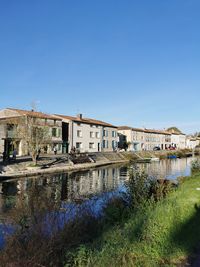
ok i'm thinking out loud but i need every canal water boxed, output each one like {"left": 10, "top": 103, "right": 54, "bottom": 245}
{"left": 0, "top": 157, "right": 196, "bottom": 248}
{"left": 0, "top": 156, "right": 195, "bottom": 218}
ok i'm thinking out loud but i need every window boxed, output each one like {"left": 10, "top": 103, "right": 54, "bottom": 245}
{"left": 103, "top": 140, "right": 108, "bottom": 148}
{"left": 96, "top": 132, "right": 100, "bottom": 138}
{"left": 58, "top": 128, "right": 62, "bottom": 137}
{"left": 89, "top": 142, "right": 95, "bottom": 149}
{"left": 90, "top": 131, "right": 95, "bottom": 138}
{"left": 7, "top": 124, "right": 14, "bottom": 131}
{"left": 112, "top": 131, "right": 116, "bottom": 138}
{"left": 77, "top": 130, "right": 82, "bottom": 137}
{"left": 103, "top": 130, "right": 108, "bottom": 137}
{"left": 77, "top": 122, "right": 82, "bottom": 126}
{"left": 52, "top": 128, "right": 57, "bottom": 137}
{"left": 103, "top": 140, "right": 106, "bottom": 148}
{"left": 76, "top": 142, "right": 82, "bottom": 149}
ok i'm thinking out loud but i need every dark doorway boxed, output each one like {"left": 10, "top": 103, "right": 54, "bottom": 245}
{"left": 62, "top": 122, "right": 69, "bottom": 153}
{"left": 4, "top": 139, "right": 13, "bottom": 156}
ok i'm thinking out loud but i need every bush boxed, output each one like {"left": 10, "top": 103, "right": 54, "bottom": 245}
{"left": 103, "top": 197, "right": 128, "bottom": 224}
{"left": 191, "top": 159, "right": 200, "bottom": 172}
{"left": 125, "top": 165, "right": 160, "bottom": 210}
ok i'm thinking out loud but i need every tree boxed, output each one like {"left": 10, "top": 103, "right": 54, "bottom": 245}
{"left": 12, "top": 116, "right": 51, "bottom": 165}
{"left": 123, "top": 141, "right": 132, "bottom": 151}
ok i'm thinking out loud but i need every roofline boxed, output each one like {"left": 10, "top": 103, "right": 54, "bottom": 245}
{"left": 118, "top": 126, "right": 171, "bottom": 135}
{"left": 5, "top": 108, "right": 62, "bottom": 121}
{"left": 0, "top": 115, "right": 23, "bottom": 121}
{"left": 54, "top": 114, "right": 117, "bottom": 128}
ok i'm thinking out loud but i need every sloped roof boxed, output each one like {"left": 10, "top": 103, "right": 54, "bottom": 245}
{"left": 167, "top": 127, "right": 185, "bottom": 135}
{"left": 7, "top": 108, "right": 61, "bottom": 120}
{"left": 55, "top": 114, "right": 117, "bottom": 128}
{"left": 118, "top": 126, "right": 145, "bottom": 132}
{"left": 145, "top": 128, "right": 171, "bottom": 135}
{"left": 118, "top": 126, "right": 171, "bottom": 135}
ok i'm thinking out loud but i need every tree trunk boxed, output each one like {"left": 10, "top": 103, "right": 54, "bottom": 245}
{"left": 32, "top": 152, "right": 37, "bottom": 166}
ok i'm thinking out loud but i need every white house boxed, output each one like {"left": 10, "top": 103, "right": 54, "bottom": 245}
{"left": 186, "top": 136, "right": 200, "bottom": 149}
{"left": 54, "top": 114, "right": 118, "bottom": 153}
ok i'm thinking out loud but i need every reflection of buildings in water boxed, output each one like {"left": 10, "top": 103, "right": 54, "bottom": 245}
{"left": 137, "top": 158, "right": 192, "bottom": 180}
{"left": 0, "top": 181, "right": 18, "bottom": 214}
{"left": 0, "top": 158, "right": 194, "bottom": 217}
{"left": 0, "top": 183, "right": 3, "bottom": 213}
{"left": 0, "top": 166, "right": 130, "bottom": 215}
{"left": 63, "top": 166, "right": 127, "bottom": 201}
{"left": 66, "top": 167, "right": 122, "bottom": 200}
{"left": 168, "top": 157, "right": 192, "bottom": 178}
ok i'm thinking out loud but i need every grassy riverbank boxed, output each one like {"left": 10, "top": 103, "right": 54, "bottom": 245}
{"left": 68, "top": 172, "right": 200, "bottom": 267}
{"left": 1, "top": 167, "right": 200, "bottom": 266}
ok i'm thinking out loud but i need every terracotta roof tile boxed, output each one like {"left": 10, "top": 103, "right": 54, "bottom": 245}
{"left": 7, "top": 108, "right": 61, "bottom": 120}
{"left": 118, "top": 126, "right": 171, "bottom": 135}
{"left": 118, "top": 126, "right": 145, "bottom": 132}
{"left": 54, "top": 114, "right": 117, "bottom": 128}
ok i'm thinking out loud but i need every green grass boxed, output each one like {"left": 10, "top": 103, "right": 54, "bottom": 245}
{"left": 68, "top": 173, "right": 200, "bottom": 267}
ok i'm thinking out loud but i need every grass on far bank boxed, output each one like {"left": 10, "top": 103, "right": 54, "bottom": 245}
{"left": 68, "top": 172, "right": 200, "bottom": 267}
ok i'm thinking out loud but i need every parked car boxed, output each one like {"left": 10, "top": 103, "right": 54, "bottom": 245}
{"left": 153, "top": 146, "right": 161, "bottom": 151}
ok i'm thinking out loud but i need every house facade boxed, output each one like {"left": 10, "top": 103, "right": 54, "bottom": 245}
{"left": 144, "top": 129, "right": 171, "bottom": 151}
{"left": 54, "top": 114, "right": 118, "bottom": 153}
{"left": 0, "top": 108, "right": 63, "bottom": 156}
{"left": 118, "top": 126, "right": 171, "bottom": 151}
{"left": 186, "top": 136, "right": 200, "bottom": 149}
{"left": 118, "top": 126, "right": 145, "bottom": 151}
{"left": 167, "top": 129, "right": 186, "bottom": 149}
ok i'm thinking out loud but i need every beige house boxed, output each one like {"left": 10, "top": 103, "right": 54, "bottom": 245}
{"left": 118, "top": 126, "right": 171, "bottom": 151}
{"left": 118, "top": 126, "right": 145, "bottom": 151}
{"left": 186, "top": 136, "right": 200, "bottom": 149}
{"left": 0, "top": 108, "right": 63, "bottom": 156}
{"left": 144, "top": 129, "right": 171, "bottom": 151}
{"left": 54, "top": 113, "right": 118, "bottom": 153}
{"left": 167, "top": 129, "right": 186, "bottom": 149}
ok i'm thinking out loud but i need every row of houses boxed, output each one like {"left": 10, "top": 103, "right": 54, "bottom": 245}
{"left": 118, "top": 126, "right": 189, "bottom": 151}
{"left": 0, "top": 108, "right": 118, "bottom": 156}
{"left": 0, "top": 108, "right": 199, "bottom": 156}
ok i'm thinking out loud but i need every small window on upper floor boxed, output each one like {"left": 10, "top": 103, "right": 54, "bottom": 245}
{"left": 77, "top": 130, "right": 82, "bottom": 137}
{"left": 52, "top": 128, "right": 57, "bottom": 137}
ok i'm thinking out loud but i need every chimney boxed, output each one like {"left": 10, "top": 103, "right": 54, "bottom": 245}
{"left": 77, "top": 113, "right": 83, "bottom": 120}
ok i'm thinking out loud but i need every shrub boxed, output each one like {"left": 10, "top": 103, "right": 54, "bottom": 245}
{"left": 103, "top": 197, "right": 128, "bottom": 224}
{"left": 125, "top": 165, "right": 152, "bottom": 210}
{"left": 191, "top": 159, "right": 200, "bottom": 172}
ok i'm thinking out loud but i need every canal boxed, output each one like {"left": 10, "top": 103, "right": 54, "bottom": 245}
{"left": 0, "top": 156, "right": 197, "bottom": 249}
{"left": 0, "top": 156, "right": 195, "bottom": 219}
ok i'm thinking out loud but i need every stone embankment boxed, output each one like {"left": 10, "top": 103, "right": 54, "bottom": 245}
{"left": 0, "top": 149, "right": 195, "bottom": 180}
{"left": 0, "top": 152, "right": 128, "bottom": 180}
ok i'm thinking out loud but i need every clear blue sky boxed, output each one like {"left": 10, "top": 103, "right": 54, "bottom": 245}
{"left": 0, "top": 0, "right": 200, "bottom": 134}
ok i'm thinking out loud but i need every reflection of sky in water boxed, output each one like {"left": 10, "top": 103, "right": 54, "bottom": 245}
{"left": 0, "top": 157, "right": 196, "bottom": 249}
